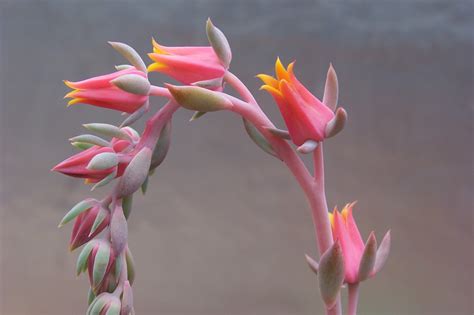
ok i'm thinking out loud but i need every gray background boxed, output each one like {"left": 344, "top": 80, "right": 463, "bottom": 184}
{"left": 0, "top": 1, "right": 472, "bottom": 314}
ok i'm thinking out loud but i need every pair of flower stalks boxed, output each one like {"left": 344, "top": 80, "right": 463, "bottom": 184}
{"left": 53, "top": 19, "right": 391, "bottom": 315}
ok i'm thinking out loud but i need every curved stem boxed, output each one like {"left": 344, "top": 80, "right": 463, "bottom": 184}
{"left": 223, "top": 91, "right": 339, "bottom": 315}
{"left": 347, "top": 284, "right": 360, "bottom": 315}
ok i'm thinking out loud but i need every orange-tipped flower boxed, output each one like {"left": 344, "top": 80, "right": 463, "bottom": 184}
{"left": 148, "top": 38, "right": 227, "bottom": 87}
{"left": 64, "top": 67, "right": 149, "bottom": 113}
{"left": 258, "top": 59, "right": 336, "bottom": 146}
{"left": 329, "top": 202, "right": 391, "bottom": 284}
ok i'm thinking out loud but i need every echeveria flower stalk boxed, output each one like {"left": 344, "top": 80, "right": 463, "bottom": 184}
{"left": 54, "top": 19, "right": 390, "bottom": 315}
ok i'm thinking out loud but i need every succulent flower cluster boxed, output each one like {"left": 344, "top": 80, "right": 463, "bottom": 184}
{"left": 54, "top": 19, "right": 390, "bottom": 315}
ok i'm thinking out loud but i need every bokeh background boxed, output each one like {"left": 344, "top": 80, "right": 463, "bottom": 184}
{"left": 1, "top": 1, "right": 472, "bottom": 314}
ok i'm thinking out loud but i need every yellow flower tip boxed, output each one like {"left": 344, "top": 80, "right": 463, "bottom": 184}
{"left": 151, "top": 37, "right": 169, "bottom": 55}
{"left": 328, "top": 212, "right": 334, "bottom": 227}
{"left": 260, "top": 84, "right": 283, "bottom": 97}
{"left": 63, "top": 80, "right": 76, "bottom": 89}
{"left": 275, "top": 57, "right": 290, "bottom": 81}
{"left": 147, "top": 62, "right": 167, "bottom": 73}
{"left": 64, "top": 90, "right": 79, "bottom": 99}
{"left": 67, "top": 98, "right": 86, "bottom": 107}
{"left": 287, "top": 61, "right": 296, "bottom": 76}
{"left": 84, "top": 178, "right": 92, "bottom": 184}
{"left": 256, "top": 74, "right": 279, "bottom": 88}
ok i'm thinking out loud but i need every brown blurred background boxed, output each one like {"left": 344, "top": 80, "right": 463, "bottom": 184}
{"left": 0, "top": 1, "right": 472, "bottom": 314}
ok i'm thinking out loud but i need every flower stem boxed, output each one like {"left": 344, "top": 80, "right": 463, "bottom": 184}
{"left": 223, "top": 73, "right": 340, "bottom": 315}
{"left": 347, "top": 283, "right": 360, "bottom": 315}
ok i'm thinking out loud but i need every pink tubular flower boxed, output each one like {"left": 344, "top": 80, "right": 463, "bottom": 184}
{"left": 52, "top": 128, "right": 139, "bottom": 183}
{"left": 258, "top": 59, "right": 336, "bottom": 145}
{"left": 329, "top": 202, "right": 391, "bottom": 284}
{"left": 147, "top": 38, "right": 227, "bottom": 86}
{"left": 64, "top": 67, "right": 149, "bottom": 113}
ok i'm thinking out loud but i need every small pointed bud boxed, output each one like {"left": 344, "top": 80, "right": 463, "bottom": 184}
{"left": 325, "top": 107, "right": 347, "bottom": 138}
{"left": 192, "top": 77, "right": 224, "bottom": 89}
{"left": 89, "top": 207, "right": 109, "bottom": 236}
{"left": 111, "top": 74, "right": 151, "bottom": 96}
{"left": 115, "top": 64, "right": 133, "bottom": 71}
{"left": 125, "top": 248, "right": 136, "bottom": 285}
{"left": 121, "top": 281, "right": 134, "bottom": 315}
{"left": 358, "top": 232, "right": 377, "bottom": 282}
{"left": 87, "top": 152, "right": 119, "bottom": 170}
{"left": 122, "top": 195, "right": 133, "bottom": 220}
{"left": 150, "top": 121, "right": 171, "bottom": 170}
{"left": 91, "top": 169, "right": 117, "bottom": 191}
{"left": 69, "top": 134, "right": 110, "bottom": 147}
{"left": 318, "top": 241, "right": 345, "bottom": 309}
{"left": 118, "top": 148, "right": 152, "bottom": 197}
{"left": 373, "top": 230, "right": 391, "bottom": 274}
{"left": 206, "top": 18, "right": 232, "bottom": 68}
{"left": 83, "top": 123, "right": 132, "bottom": 141}
{"left": 59, "top": 198, "right": 97, "bottom": 227}
{"left": 305, "top": 254, "right": 319, "bottom": 275}
{"left": 110, "top": 206, "right": 128, "bottom": 254}
{"left": 108, "top": 42, "right": 147, "bottom": 73}
{"left": 243, "top": 118, "right": 279, "bottom": 159}
{"left": 265, "top": 127, "right": 291, "bottom": 140}
{"left": 297, "top": 140, "right": 318, "bottom": 154}
{"left": 120, "top": 101, "right": 149, "bottom": 127}
{"left": 323, "top": 63, "right": 339, "bottom": 111}
{"left": 189, "top": 111, "right": 207, "bottom": 121}
{"left": 166, "top": 84, "right": 232, "bottom": 112}
{"left": 72, "top": 142, "right": 94, "bottom": 150}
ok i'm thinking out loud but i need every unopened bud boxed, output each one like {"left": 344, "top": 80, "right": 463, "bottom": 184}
{"left": 111, "top": 74, "right": 151, "bottom": 96}
{"left": 206, "top": 18, "right": 232, "bottom": 68}
{"left": 166, "top": 84, "right": 232, "bottom": 112}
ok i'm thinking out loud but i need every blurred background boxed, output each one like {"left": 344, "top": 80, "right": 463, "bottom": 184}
{"left": 0, "top": 1, "right": 472, "bottom": 314}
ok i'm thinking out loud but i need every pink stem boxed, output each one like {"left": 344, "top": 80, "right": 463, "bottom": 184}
{"left": 347, "top": 284, "right": 360, "bottom": 315}
{"left": 224, "top": 73, "right": 340, "bottom": 315}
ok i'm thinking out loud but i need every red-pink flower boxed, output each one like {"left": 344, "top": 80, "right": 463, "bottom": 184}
{"left": 258, "top": 59, "right": 339, "bottom": 146}
{"left": 69, "top": 203, "right": 110, "bottom": 251}
{"left": 64, "top": 67, "right": 149, "bottom": 113}
{"left": 329, "top": 202, "right": 391, "bottom": 284}
{"left": 52, "top": 128, "right": 138, "bottom": 183}
{"left": 147, "top": 38, "right": 227, "bottom": 86}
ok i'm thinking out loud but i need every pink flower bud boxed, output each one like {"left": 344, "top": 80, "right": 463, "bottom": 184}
{"left": 87, "top": 240, "right": 116, "bottom": 294}
{"left": 64, "top": 67, "right": 149, "bottom": 113}
{"left": 328, "top": 202, "right": 391, "bottom": 284}
{"left": 69, "top": 205, "right": 110, "bottom": 251}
